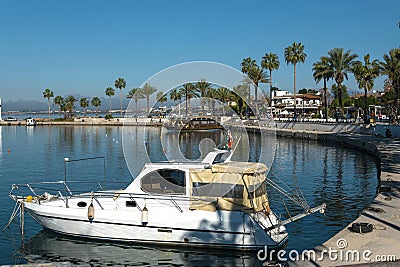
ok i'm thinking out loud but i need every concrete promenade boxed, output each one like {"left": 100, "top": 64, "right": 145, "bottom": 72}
{"left": 254, "top": 125, "right": 400, "bottom": 266}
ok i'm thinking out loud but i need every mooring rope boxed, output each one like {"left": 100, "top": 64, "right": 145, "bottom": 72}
{"left": 3, "top": 201, "right": 21, "bottom": 231}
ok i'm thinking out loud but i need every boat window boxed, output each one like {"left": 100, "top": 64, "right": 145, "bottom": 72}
{"left": 192, "top": 182, "right": 244, "bottom": 199}
{"left": 212, "top": 153, "right": 223, "bottom": 164}
{"left": 77, "top": 201, "right": 87, "bottom": 207}
{"left": 141, "top": 169, "right": 185, "bottom": 195}
{"left": 126, "top": 200, "right": 137, "bottom": 207}
{"left": 249, "top": 182, "right": 267, "bottom": 198}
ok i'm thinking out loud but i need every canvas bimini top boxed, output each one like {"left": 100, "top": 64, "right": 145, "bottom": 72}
{"left": 189, "top": 161, "right": 270, "bottom": 213}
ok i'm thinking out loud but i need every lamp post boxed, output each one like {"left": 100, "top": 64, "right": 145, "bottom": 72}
{"left": 324, "top": 78, "right": 328, "bottom": 123}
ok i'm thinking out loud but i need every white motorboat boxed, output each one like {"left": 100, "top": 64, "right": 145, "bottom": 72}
{"left": 8, "top": 149, "right": 325, "bottom": 251}
{"left": 26, "top": 118, "right": 36, "bottom": 126}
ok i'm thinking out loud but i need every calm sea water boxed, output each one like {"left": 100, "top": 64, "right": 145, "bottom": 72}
{"left": 0, "top": 126, "right": 378, "bottom": 266}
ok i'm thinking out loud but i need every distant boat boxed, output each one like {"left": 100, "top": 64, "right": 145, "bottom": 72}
{"left": 26, "top": 118, "right": 36, "bottom": 126}
{"left": 164, "top": 116, "right": 223, "bottom": 132}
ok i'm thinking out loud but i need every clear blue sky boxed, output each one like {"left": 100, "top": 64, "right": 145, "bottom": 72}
{"left": 0, "top": 0, "right": 399, "bottom": 101}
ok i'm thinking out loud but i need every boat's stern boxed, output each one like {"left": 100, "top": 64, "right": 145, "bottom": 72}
{"left": 250, "top": 211, "right": 289, "bottom": 250}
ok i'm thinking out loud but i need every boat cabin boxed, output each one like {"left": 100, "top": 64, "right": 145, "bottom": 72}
{"left": 125, "top": 150, "right": 271, "bottom": 213}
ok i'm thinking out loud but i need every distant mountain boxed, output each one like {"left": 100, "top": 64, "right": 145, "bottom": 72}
{"left": 1, "top": 96, "right": 139, "bottom": 112}
{"left": 2, "top": 99, "right": 48, "bottom": 112}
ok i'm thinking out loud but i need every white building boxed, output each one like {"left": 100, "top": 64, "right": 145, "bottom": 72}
{"left": 271, "top": 90, "right": 322, "bottom": 117}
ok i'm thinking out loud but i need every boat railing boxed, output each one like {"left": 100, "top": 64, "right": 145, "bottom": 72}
{"left": 9, "top": 181, "right": 197, "bottom": 213}
{"left": 9, "top": 180, "right": 127, "bottom": 201}
{"left": 10, "top": 180, "right": 270, "bottom": 214}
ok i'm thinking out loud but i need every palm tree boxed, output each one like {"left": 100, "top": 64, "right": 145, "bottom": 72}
{"left": 205, "top": 88, "right": 218, "bottom": 113}
{"left": 241, "top": 57, "right": 257, "bottom": 73}
{"left": 127, "top": 88, "right": 145, "bottom": 116}
{"left": 241, "top": 57, "right": 257, "bottom": 117}
{"left": 323, "top": 48, "right": 358, "bottom": 117}
{"left": 194, "top": 79, "right": 211, "bottom": 112}
{"left": 91, "top": 97, "right": 102, "bottom": 117}
{"left": 54, "top": 95, "right": 64, "bottom": 117}
{"left": 313, "top": 57, "right": 333, "bottom": 122}
{"left": 217, "top": 87, "right": 233, "bottom": 115}
{"left": 65, "top": 95, "right": 77, "bottom": 119}
{"left": 105, "top": 87, "right": 115, "bottom": 113}
{"left": 156, "top": 92, "right": 167, "bottom": 105}
{"left": 170, "top": 88, "right": 182, "bottom": 115}
{"left": 79, "top": 97, "right": 89, "bottom": 118}
{"left": 244, "top": 65, "right": 269, "bottom": 117}
{"left": 43, "top": 88, "right": 54, "bottom": 119}
{"left": 284, "top": 42, "right": 307, "bottom": 118}
{"left": 179, "top": 83, "right": 199, "bottom": 116}
{"left": 380, "top": 48, "right": 400, "bottom": 124}
{"left": 115, "top": 78, "right": 126, "bottom": 115}
{"left": 261, "top": 52, "right": 280, "bottom": 101}
{"left": 233, "top": 84, "right": 249, "bottom": 118}
{"left": 141, "top": 83, "right": 157, "bottom": 113}
{"left": 353, "top": 54, "right": 380, "bottom": 123}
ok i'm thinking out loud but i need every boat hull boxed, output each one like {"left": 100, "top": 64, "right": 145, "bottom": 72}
{"left": 24, "top": 200, "right": 288, "bottom": 251}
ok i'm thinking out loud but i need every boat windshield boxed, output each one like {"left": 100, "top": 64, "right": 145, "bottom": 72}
{"left": 141, "top": 169, "right": 185, "bottom": 195}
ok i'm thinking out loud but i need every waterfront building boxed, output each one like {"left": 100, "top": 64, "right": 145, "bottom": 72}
{"left": 271, "top": 90, "right": 322, "bottom": 118}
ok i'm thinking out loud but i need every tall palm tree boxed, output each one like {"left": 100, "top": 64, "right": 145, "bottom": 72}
{"left": 127, "top": 88, "right": 145, "bottom": 116}
{"left": 313, "top": 57, "right": 333, "bottom": 122}
{"left": 261, "top": 52, "right": 280, "bottom": 101}
{"left": 169, "top": 88, "right": 182, "bottom": 115}
{"left": 241, "top": 57, "right": 257, "bottom": 118}
{"left": 79, "top": 97, "right": 89, "bottom": 118}
{"left": 141, "top": 83, "right": 157, "bottom": 113}
{"left": 217, "top": 87, "right": 233, "bottom": 115}
{"left": 244, "top": 65, "right": 269, "bottom": 117}
{"left": 233, "top": 84, "right": 249, "bottom": 118}
{"left": 205, "top": 88, "right": 218, "bottom": 113}
{"left": 195, "top": 79, "right": 211, "bottom": 112}
{"left": 115, "top": 78, "right": 126, "bottom": 115}
{"left": 156, "top": 92, "right": 167, "bottom": 105}
{"left": 105, "top": 87, "right": 115, "bottom": 113}
{"left": 380, "top": 48, "right": 400, "bottom": 124}
{"left": 284, "top": 42, "right": 307, "bottom": 118}
{"left": 323, "top": 48, "right": 358, "bottom": 117}
{"left": 65, "top": 95, "right": 77, "bottom": 119}
{"left": 43, "top": 88, "right": 54, "bottom": 119}
{"left": 91, "top": 97, "right": 102, "bottom": 117}
{"left": 54, "top": 95, "right": 64, "bottom": 117}
{"left": 179, "top": 83, "right": 199, "bottom": 116}
{"left": 353, "top": 54, "right": 380, "bottom": 123}
{"left": 241, "top": 57, "right": 257, "bottom": 73}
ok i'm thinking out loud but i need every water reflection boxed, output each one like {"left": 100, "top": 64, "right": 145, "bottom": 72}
{"left": 267, "top": 138, "right": 378, "bottom": 250}
{"left": 22, "top": 230, "right": 262, "bottom": 267}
